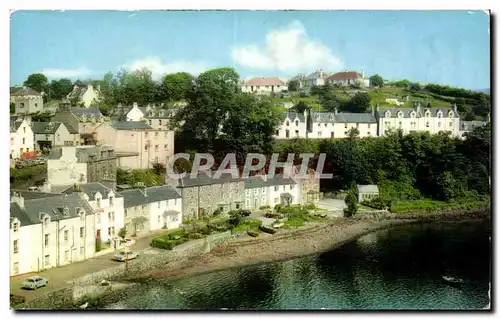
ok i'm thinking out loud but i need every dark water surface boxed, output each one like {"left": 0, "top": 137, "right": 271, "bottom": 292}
{"left": 106, "top": 221, "right": 491, "bottom": 310}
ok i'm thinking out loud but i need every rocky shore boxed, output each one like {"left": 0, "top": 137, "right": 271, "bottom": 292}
{"left": 19, "top": 207, "right": 490, "bottom": 310}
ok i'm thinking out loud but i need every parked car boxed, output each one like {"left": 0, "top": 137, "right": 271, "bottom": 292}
{"left": 27, "top": 186, "right": 38, "bottom": 192}
{"left": 112, "top": 250, "right": 139, "bottom": 262}
{"left": 241, "top": 209, "right": 252, "bottom": 216}
{"left": 22, "top": 276, "right": 49, "bottom": 290}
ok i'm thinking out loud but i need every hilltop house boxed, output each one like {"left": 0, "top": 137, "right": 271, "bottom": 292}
{"left": 10, "top": 86, "right": 44, "bottom": 115}
{"left": 93, "top": 120, "right": 174, "bottom": 169}
{"left": 241, "top": 77, "right": 287, "bottom": 95}
{"left": 31, "top": 122, "right": 78, "bottom": 150}
{"left": 47, "top": 145, "right": 117, "bottom": 187}
{"left": 326, "top": 71, "right": 369, "bottom": 87}
{"left": 275, "top": 110, "right": 378, "bottom": 139}
{"left": 375, "top": 103, "right": 461, "bottom": 137}
{"left": 66, "top": 82, "right": 103, "bottom": 107}
{"left": 10, "top": 191, "right": 97, "bottom": 276}
{"left": 303, "top": 70, "right": 331, "bottom": 89}
{"left": 10, "top": 117, "right": 35, "bottom": 159}
{"left": 110, "top": 102, "right": 175, "bottom": 131}
{"left": 119, "top": 185, "right": 182, "bottom": 237}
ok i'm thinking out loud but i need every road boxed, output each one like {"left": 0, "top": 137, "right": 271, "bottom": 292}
{"left": 10, "top": 229, "right": 172, "bottom": 303}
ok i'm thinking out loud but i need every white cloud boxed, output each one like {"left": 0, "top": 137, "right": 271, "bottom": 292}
{"left": 123, "top": 57, "right": 210, "bottom": 80}
{"left": 42, "top": 67, "right": 91, "bottom": 78}
{"left": 231, "top": 20, "right": 342, "bottom": 74}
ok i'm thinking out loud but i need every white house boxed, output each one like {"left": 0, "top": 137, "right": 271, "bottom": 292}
{"left": 31, "top": 122, "right": 78, "bottom": 150}
{"left": 11, "top": 86, "right": 44, "bottom": 115}
{"left": 66, "top": 82, "right": 102, "bottom": 107}
{"left": 303, "top": 70, "right": 331, "bottom": 89}
{"left": 275, "top": 110, "right": 378, "bottom": 140}
{"left": 376, "top": 103, "right": 461, "bottom": 137}
{"left": 62, "top": 182, "right": 125, "bottom": 245}
{"left": 10, "top": 191, "right": 97, "bottom": 276}
{"left": 241, "top": 77, "right": 287, "bottom": 95}
{"left": 385, "top": 98, "right": 405, "bottom": 106}
{"left": 119, "top": 185, "right": 183, "bottom": 237}
{"left": 10, "top": 116, "right": 35, "bottom": 159}
{"left": 326, "top": 71, "right": 369, "bottom": 87}
{"left": 244, "top": 174, "right": 301, "bottom": 209}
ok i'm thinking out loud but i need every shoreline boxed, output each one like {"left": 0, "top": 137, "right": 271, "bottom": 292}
{"left": 20, "top": 208, "right": 490, "bottom": 309}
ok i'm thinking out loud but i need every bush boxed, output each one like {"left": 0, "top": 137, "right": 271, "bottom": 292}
{"left": 259, "top": 205, "right": 271, "bottom": 210}
{"left": 200, "top": 227, "right": 212, "bottom": 235}
{"left": 231, "top": 219, "right": 262, "bottom": 233}
{"left": 274, "top": 204, "right": 284, "bottom": 213}
{"left": 212, "top": 208, "right": 222, "bottom": 216}
{"left": 228, "top": 214, "right": 242, "bottom": 227}
{"left": 188, "top": 232, "right": 204, "bottom": 239}
{"left": 361, "top": 197, "right": 392, "bottom": 210}
{"left": 151, "top": 236, "right": 188, "bottom": 250}
{"left": 247, "top": 230, "right": 260, "bottom": 237}
{"left": 265, "top": 212, "right": 280, "bottom": 218}
{"left": 303, "top": 203, "right": 317, "bottom": 210}
{"left": 259, "top": 225, "right": 277, "bottom": 234}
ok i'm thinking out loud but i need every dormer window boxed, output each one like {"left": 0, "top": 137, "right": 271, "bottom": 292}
{"left": 12, "top": 222, "right": 19, "bottom": 232}
{"left": 385, "top": 111, "right": 391, "bottom": 118}
{"left": 437, "top": 112, "right": 442, "bottom": 118}
{"left": 286, "top": 121, "right": 290, "bottom": 126}
{"left": 410, "top": 112, "right": 416, "bottom": 118}
{"left": 79, "top": 211, "right": 85, "bottom": 221}
{"left": 397, "top": 112, "right": 403, "bottom": 118}
{"left": 96, "top": 198, "right": 101, "bottom": 208}
{"left": 295, "top": 121, "right": 299, "bottom": 126}
{"left": 448, "top": 111, "right": 454, "bottom": 118}
{"left": 44, "top": 217, "right": 49, "bottom": 226}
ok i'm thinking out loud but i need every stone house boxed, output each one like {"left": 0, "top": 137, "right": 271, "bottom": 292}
{"left": 47, "top": 145, "right": 117, "bottom": 187}
{"left": 10, "top": 117, "right": 35, "bottom": 159}
{"left": 66, "top": 82, "right": 102, "bottom": 107}
{"left": 296, "top": 168, "right": 321, "bottom": 205}
{"left": 376, "top": 103, "right": 461, "bottom": 137}
{"left": 31, "top": 122, "right": 78, "bottom": 150}
{"left": 119, "top": 185, "right": 182, "bottom": 237}
{"left": 356, "top": 184, "right": 379, "bottom": 203}
{"left": 10, "top": 86, "right": 44, "bottom": 115}
{"left": 303, "top": 70, "right": 331, "bottom": 88}
{"left": 93, "top": 120, "right": 174, "bottom": 169}
{"left": 52, "top": 105, "right": 105, "bottom": 145}
{"left": 167, "top": 172, "right": 245, "bottom": 219}
{"left": 10, "top": 191, "right": 97, "bottom": 276}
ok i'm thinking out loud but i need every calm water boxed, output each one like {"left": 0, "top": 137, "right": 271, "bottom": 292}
{"left": 106, "top": 221, "right": 491, "bottom": 310}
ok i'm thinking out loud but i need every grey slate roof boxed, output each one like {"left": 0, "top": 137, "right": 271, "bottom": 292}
{"left": 10, "top": 193, "right": 95, "bottom": 226}
{"left": 111, "top": 121, "right": 153, "bottom": 130}
{"left": 282, "top": 112, "right": 306, "bottom": 122}
{"left": 244, "top": 174, "right": 297, "bottom": 188}
{"left": 244, "top": 176, "right": 268, "bottom": 189}
{"left": 10, "top": 86, "right": 42, "bottom": 96}
{"left": 10, "top": 190, "right": 62, "bottom": 200}
{"left": 378, "top": 107, "right": 456, "bottom": 118}
{"left": 282, "top": 111, "right": 376, "bottom": 124}
{"left": 459, "top": 120, "right": 488, "bottom": 131}
{"left": 62, "top": 182, "right": 122, "bottom": 200}
{"left": 141, "top": 108, "right": 175, "bottom": 119}
{"left": 70, "top": 107, "right": 103, "bottom": 117}
{"left": 119, "top": 185, "right": 182, "bottom": 208}
{"left": 357, "top": 184, "right": 379, "bottom": 193}
{"left": 335, "top": 113, "right": 377, "bottom": 123}
{"left": 48, "top": 145, "right": 116, "bottom": 162}
{"left": 176, "top": 172, "right": 241, "bottom": 188}
{"left": 31, "top": 122, "right": 62, "bottom": 134}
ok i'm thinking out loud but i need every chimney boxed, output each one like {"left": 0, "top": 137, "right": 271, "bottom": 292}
{"left": 334, "top": 108, "right": 338, "bottom": 116}
{"left": 133, "top": 102, "right": 139, "bottom": 108}
{"left": 453, "top": 103, "right": 458, "bottom": 114}
{"left": 142, "top": 187, "right": 148, "bottom": 197}
{"left": 371, "top": 105, "right": 375, "bottom": 116}
{"left": 416, "top": 103, "right": 421, "bottom": 115}
{"left": 11, "top": 193, "right": 25, "bottom": 209}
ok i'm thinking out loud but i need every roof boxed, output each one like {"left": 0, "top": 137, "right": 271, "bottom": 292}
{"left": 119, "top": 185, "right": 182, "bottom": 208}
{"left": 10, "top": 86, "right": 42, "bottom": 97}
{"left": 378, "top": 107, "right": 456, "bottom": 118}
{"left": 10, "top": 190, "right": 61, "bottom": 200}
{"left": 357, "top": 184, "right": 379, "bottom": 193}
{"left": 245, "top": 175, "right": 297, "bottom": 188}
{"left": 283, "top": 112, "right": 306, "bottom": 123}
{"left": 327, "top": 71, "right": 363, "bottom": 81}
{"left": 67, "top": 84, "right": 102, "bottom": 100}
{"left": 62, "top": 182, "right": 122, "bottom": 200}
{"left": 139, "top": 107, "right": 175, "bottom": 119}
{"left": 10, "top": 193, "right": 95, "bottom": 226}
{"left": 70, "top": 107, "right": 103, "bottom": 118}
{"left": 305, "top": 70, "right": 330, "bottom": 80}
{"left": 176, "top": 172, "right": 241, "bottom": 188}
{"left": 31, "top": 122, "right": 63, "bottom": 134}
{"left": 48, "top": 145, "right": 116, "bottom": 162}
{"left": 335, "top": 113, "right": 377, "bottom": 123}
{"left": 244, "top": 77, "right": 285, "bottom": 86}
{"left": 10, "top": 119, "right": 23, "bottom": 133}
{"left": 111, "top": 121, "right": 153, "bottom": 130}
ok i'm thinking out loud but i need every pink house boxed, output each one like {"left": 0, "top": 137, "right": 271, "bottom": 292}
{"left": 93, "top": 121, "right": 174, "bottom": 170}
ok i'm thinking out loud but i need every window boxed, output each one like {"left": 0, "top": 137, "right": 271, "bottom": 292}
{"left": 159, "top": 120, "right": 162, "bottom": 125}
{"left": 56, "top": 134, "right": 60, "bottom": 141}
{"left": 23, "top": 127, "right": 26, "bottom": 133}
{"left": 96, "top": 198, "right": 101, "bottom": 208}
{"left": 108, "top": 212, "right": 115, "bottom": 222}
{"left": 411, "top": 122, "right": 416, "bottom": 129}
{"left": 246, "top": 199, "right": 250, "bottom": 207}
{"left": 426, "top": 122, "right": 430, "bottom": 128}
{"left": 331, "top": 132, "right": 335, "bottom": 138}
{"left": 174, "top": 198, "right": 177, "bottom": 205}
{"left": 295, "top": 130, "right": 299, "bottom": 137}
{"left": 64, "top": 230, "right": 69, "bottom": 242}
{"left": 295, "top": 121, "right": 299, "bottom": 126}
{"left": 108, "top": 227, "right": 114, "bottom": 236}
{"left": 275, "top": 130, "right": 279, "bottom": 136}
{"left": 324, "top": 123, "right": 328, "bottom": 127}
{"left": 437, "top": 112, "right": 442, "bottom": 118}
{"left": 274, "top": 186, "right": 279, "bottom": 192}
{"left": 149, "top": 120, "right": 152, "bottom": 126}
{"left": 64, "top": 250, "right": 69, "bottom": 261}
{"left": 449, "top": 112, "right": 454, "bottom": 118}
{"left": 286, "top": 121, "right": 290, "bottom": 126}
{"left": 368, "top": 124, "right": 371, "bottom": 129}
{"left": 80, "top": 227, "right": 84, "bottom": 238}
{"left": 285, "top": 130, "right": 290, "bottom": 138}
{"left": 164, "top": 144, "right": 168, "bottom": 149}
{"left": 425, "top": 112, "right": 430, "bottom": 118}
{"left": 13, "top": 240, "right": 18, "bottom": 254}
{"left": 449, "top": 122, "right": 453, "bottom": 127}
{"left": 262, "top": 197, "right": 266, "bottom": 204}
{"left": 318, "top": 131, "right": 322, "bottom": 137}
{"left": 20, "top": 103, "right": 25, "bottom": 108}
{"left": 13, "top": 262, "right": 19, "bottom": 275}
{"left": 164, "top": 132, "right": 167, "bottom": 137}
{"left": 155, "top": 145, "right": 159, "bottom": 152}
{"left": 410, "top": 112, "right": 416, "bottom": 118}
{"left": 317, "top": 123, "right": 321, "bottom": 128}
{"left": 44, "top": 255, "right": 50, "bottom": 266}
{"left": 385, "top": 121, "right": 390, "bottom": 127}
{"left": 44, "top": 234, "right": 49, "bottom": 247}
{"left": 80, "top": 212, "right": 84, "bottom": 221}
{"left": 172, "top": 215, "right": 178, "bottom": 222}
{"left": 124, "top": 209, "right": 128, "bottom": 218}
{"left": 438, "top": 122, "right": 441, "bottom": 128}
{"left": 262, "top": 187, "right": 265, "bottom": 194}
{"left": 13, "top": 223, "right": 19, "bottom": 232}
{"left": 44, "top": 217, "right": 49, "bottom": 226}
{"left": 22, "top": 138, "right": 25, "bottom": 144}
{"left": 344, "top": 123, "right": 348, "bottom": 129}
{"left": 142, "top": 205, "right": 147, "bottom": 211}
{"left": 290, "top": 185, "right": 295, "bottom": 190}
{"left": 398, "top": 121, "right": 402, "bottom": 128}
{"left": 155, "top": 132, "right": 159, "bottom": 137}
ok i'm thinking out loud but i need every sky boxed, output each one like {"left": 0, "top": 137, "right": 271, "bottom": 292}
{"left": 10, "top": 10, "right": 491, "bottom": 89}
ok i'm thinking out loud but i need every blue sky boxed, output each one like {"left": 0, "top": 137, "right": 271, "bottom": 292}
{"left": 10, "top": 10, "right": 490, "bottom": 89}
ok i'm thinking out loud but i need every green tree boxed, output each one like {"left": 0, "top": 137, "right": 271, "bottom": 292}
{"left": 293, "top": 101, "right": 310, "bottom": 113}
{"left": 343, "top": 92, "right": 371, "bottom": 113}
{"left": 49, "top": 78, "right": 73, "bottom": 100}
{"left": 10, "top": 102, "right": 15, "bottom": 114}
{"left": 409, "top": 82, "right": 422, "bottom": 91}
{"left": 24, "top": 73, "right": 48, "bottom": 94}
{"left": 287, "top": 79, "right": 300, "bottom": 92}
{"left": 392, "top": 79, "right": 410, "bottom": 88}
{"left": 369, "top": 74, "right": 384, "bottom": 87}
{"left": 344, "top": 185, "right": 358, "bottom": 218}
{"left": 318, "top": 87, "right": 340, "bottom": 112}
{"left": 118, "top": 227, "right": 127, "bottom": 239}
{"left": 161, "top": 72, "right": 194, "bottom": 102}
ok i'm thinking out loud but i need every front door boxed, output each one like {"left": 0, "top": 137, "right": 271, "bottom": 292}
{"left": 254, "top": 199, "right": 258, "bottom": 209}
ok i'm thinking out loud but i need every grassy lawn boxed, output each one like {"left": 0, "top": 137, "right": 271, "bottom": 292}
{"left": 231, "top": 219, "right": 262, "bottom": 233}
{"left": 391, "top": 198, "right": 490, "bottom": 213}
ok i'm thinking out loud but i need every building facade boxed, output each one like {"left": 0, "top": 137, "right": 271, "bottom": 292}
{"left": 11, "top": 87, "right": 44, "bottom": 115}
{"left": 458, "top": 120, "right": 489, "bottom": 139}
{"left": 119, "top": 185, "right": 183, "bottom": 237}
{"left": 326, "top": 71, "right": 369, "bottom": 87}
{"left": 66, "top": 82, "right": 102, "bottom": 107}
{"left": 31, "top": 122, "right": 78, "bottom": 150}
{"left": 244, "top": 174, "right": 301, "bottom": 209}
{"left": 10, "top": 117, "right": 35, "bottom": 159}
{"left": 241, "top": 77, "right": 288, "bottom": 95}
{"left": 47, "top": 145, "right": 117, "bottom": 187}
{"left": 10, "top": 192, "right": 96, "bottom": 276}
{"left": 52, "top": 105, "right": 106, "bottom": 145}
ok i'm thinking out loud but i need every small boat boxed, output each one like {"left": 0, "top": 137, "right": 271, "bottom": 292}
{"left": 442, "top": 276, "right": 464, "bottom": 287}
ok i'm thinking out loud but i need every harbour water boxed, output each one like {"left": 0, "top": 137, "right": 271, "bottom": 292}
{"left": 105, "top": 221, "right": 491, "bottom": 310}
